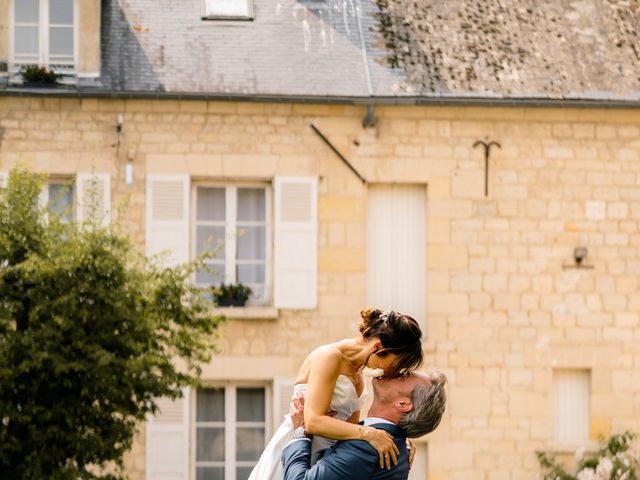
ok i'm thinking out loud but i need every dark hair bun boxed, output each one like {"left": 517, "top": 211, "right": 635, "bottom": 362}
{"left": 358, "top": 306, "right": 423, "bottom": 377}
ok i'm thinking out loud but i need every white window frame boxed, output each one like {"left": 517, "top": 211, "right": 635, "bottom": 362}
{"left": 192, "top": 383, "right": 271, "bottom": 480}
{"left": 8, "top": 0, "right": 79, "bottom": 78}
{"left": 202, "top": 0, "right": 254, "bottom": 20}
{"left": 191, "top": 182, "right": 272, "bottom": 305}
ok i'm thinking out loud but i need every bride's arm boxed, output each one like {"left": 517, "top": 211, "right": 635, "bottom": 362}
{"left": 303, "top": 350, "right": 399, "bottom": 469}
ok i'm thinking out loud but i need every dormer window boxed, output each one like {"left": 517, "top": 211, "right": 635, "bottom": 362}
{"left": 203, "top": 0, "right": 253, "bottom": 20}
{"left": 11, "top": 0, "right": 76, "bottom": 76}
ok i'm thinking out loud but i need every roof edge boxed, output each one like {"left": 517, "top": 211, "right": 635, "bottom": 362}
{"left": 2, "top": 89, "right": 640, "bottom": 109}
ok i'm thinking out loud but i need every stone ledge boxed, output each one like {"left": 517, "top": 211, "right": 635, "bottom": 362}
{"left": 212, "top": 306, "right": 279, "bottom": 320}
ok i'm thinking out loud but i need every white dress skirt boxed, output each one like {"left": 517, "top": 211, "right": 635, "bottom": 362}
{"left": 248, "top": 375, "right": 367, "bottom": 480}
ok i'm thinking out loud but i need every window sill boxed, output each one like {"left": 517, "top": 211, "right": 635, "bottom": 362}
{"left": 212, "top": 306, "right": 278, "bottom": 320}
{"left": 542, "top": 441, "right": 599, "bottom": 454}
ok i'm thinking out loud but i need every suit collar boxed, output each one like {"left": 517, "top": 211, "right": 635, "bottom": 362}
{"left": 360, "top": 420, "right": 406, "bottom": 438}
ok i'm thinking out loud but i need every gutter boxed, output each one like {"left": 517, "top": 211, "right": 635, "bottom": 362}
{"left": 1, "top": 89, "right": 640, "bottom": 109}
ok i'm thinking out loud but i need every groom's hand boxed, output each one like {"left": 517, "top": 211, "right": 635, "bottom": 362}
{"left": 290, "top": 393, "right": 305, "bottom": 429}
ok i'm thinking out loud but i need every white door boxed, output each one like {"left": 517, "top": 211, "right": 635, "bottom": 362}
{"left": 367, "top": 184, "right": 427, "bottom": 330}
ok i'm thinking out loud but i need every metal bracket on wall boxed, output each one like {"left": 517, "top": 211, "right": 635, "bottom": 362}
{"left": 473, "top": 139, "right": 501, "bottom": 197}
{"left": 310, "top": 123, "right": 367, "bottom": 184}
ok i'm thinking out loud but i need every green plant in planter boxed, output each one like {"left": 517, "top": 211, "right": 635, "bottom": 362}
{"left": 20, "top": 65, "right": 61, "bottom": 84}
{"left": 212, "top": 282, "right": 253, "bottom": 307}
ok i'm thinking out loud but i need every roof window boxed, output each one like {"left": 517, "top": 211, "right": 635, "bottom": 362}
{"left": 203, "top": 0, "right": 254, "bottom": 20}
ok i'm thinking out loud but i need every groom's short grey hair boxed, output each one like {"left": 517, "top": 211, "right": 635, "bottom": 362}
{"left": 399, "top": 370, "right": 447, "bottom": 438}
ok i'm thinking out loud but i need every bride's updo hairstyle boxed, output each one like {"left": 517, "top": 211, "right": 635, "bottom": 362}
{"left": 359, "top": 307, "right": 423, "bottom": 378}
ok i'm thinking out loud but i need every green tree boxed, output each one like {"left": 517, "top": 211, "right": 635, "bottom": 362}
{"left": 0, "top": 167, "right": 222, "bottom": 479}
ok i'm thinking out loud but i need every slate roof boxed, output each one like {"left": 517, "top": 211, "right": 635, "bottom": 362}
{"left": 2, "top": 0, "right": 640, "bottom": 103}
{"left": 98, "top": 0, "right": 405, "bottom": 97}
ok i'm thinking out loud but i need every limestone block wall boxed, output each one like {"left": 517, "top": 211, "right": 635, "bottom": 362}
{"left": 0, "top": 96, "right": 638, "bottom": 479}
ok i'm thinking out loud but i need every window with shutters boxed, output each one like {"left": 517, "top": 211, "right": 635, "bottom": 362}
{"left": 553, "top": 369, "right": 590, "bottom": 444}
{"left": 193, "top": 184, "right": 271, "bottom": 305}
{"left": 203, "top": 0, "right": 253, "bottom": 20}
{"left": 195, "top": 385, "right": 268, "bottom": 480}
{"left": 9, "top": 0, "right": 76, "bottom": 77}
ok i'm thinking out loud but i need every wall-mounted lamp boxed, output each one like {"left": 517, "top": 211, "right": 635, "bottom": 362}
{"left": 115, "top": 113, "right": 124, "bottom": 148}
{"left": 573, "top": 246, "right": 587, "bottom": 266}
{"left": 563, "top": 246, "right": 593, "bottom": 270}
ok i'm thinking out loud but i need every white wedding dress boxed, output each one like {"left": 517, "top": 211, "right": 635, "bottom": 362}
{"left": 248, "top": 375, "right": 367, "bottom": 480}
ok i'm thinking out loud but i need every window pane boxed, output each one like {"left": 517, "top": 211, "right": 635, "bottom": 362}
{"left": 196, "top": 466, "right": 224, "bottom": 480}
{"left": 197, "top": 388, "right": 225, "bottom": 421}
{"left": 14, "top": 26, "right": 39, "bottom": 55}
{"left": 236, "top": 467, "right": 254, "bottom": 480}
{"left": 49, "top": 27, "right": 73, "bottom": 55}
{"left": 15, "top": 0, "right": 39, "bottom": 23}
{"left": 237, "top": 388, "right": 265, "bottom": 422}
{"left": 196, "top": 263, "right": 225, "bottom": 286}
{"left": 196, "top": 427, "right": 225, "bottom": 461}
{"left": 237, "top": 188, "right": 265, "bottom": 222}
{"left": 236, "top": 427, "right": 265, "bottom": 461}
{"left": 205, "top": 0, "right": 250, "bottom": 17}
{"left": 237, "top": 226, "right": 265, "bottom": 260}
{"left": 237, "top": 264, "right": 265, "bottom": 284}
{"left": 197, "top": 226, "right": 226, "bottom": 259}
{"left": 49, "top": 183, "right": 74, "bottom": 223}
{"left": 49, "top": 0, "right": 74, "bottom": 24}
{"left": 197, "top": 187, "right": 225, "bottom": 221}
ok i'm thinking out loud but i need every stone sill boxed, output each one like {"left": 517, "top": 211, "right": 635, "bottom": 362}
{"left": 212, "top": 306, "right": 278, "bottom": 320}
{"left": 542, "top": 441, "right": 599, "bottom": 454}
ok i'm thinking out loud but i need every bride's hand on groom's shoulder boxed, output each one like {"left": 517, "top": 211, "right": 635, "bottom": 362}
{"left": 290, "top": 394, "right": 305, "bottom": 428}
{"left": 361, "top": 427, "right": 399, "bottom": 470}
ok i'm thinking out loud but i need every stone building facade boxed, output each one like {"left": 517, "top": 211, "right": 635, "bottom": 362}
{"left": 1, "top": 94, "right": 639, "bottom": 479}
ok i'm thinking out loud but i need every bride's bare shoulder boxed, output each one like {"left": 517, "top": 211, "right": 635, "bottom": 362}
{"left": 307, "top": 343, "right": 342, "bottom": 363}
{"left": 297, "top": 343, "right": 342, "bottom": 381}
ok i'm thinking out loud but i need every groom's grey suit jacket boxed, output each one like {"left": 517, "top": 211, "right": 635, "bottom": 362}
{"left": 281, "top": 422, "right": 410, "bottom": 480}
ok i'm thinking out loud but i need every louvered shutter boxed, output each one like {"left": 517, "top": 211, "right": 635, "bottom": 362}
{"left": 76, "top": 173, "right": 111, "bottom": 225}
{"left": 554, "top": 369, "right": 590, "bottom": 443}
{"left": 146, "top": 390, "right": 190, "bottom": 480}
{"left": 146, "top": 175, "right": 190, "bottom": 267}
{"left": 273, "top": 378, "right": 296, "bottom": 432}
{"left": 274, "top": 177, "right": 318, "bottom": 309}
{"left": 0, "top": 172, "right": 7, "bottom": 188}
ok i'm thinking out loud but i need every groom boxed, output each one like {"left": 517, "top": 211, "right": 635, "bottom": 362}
{"left": 282, "top": 371, "right": 447, "bottom": 480}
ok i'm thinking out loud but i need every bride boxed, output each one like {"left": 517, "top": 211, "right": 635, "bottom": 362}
{"left": 248, "top": 307, "right": 423, "bottom": 479}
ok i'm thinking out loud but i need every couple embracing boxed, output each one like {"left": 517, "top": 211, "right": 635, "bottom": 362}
{"left": 249, "top": 307, "right": 447, "bottom": 480}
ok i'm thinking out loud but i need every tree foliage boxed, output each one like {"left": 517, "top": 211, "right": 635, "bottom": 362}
{"left": 0, "top": 167, "right": 222, "bottom": 479}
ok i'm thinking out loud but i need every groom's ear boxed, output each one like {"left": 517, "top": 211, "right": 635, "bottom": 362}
{"left": 395, "top": 396, "right": 413, "bottom": 413}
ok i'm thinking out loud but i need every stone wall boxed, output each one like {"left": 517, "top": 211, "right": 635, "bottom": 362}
{"left": 0, "top": 96, "right": 639, "bottom": 479}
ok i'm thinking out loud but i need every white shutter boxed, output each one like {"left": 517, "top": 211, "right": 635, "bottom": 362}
{"left": 274, "top": 176, "right": 318, "bottom": 309}
{"left": 367, "top": 185, "right": 427, "bottom": 328}
{"left": 273, "top": 378, "right": 296, "bottom": 432}
{"left": 146, "top": 175, "right": 190, "bottom": 267}
{"left": 146, "top": 390, "right": 190, "bottom": 480}
{"left": 76, "top": 173, "right": 111, "bottom": 225}
{"left": 0, "top": 172, "right": 8, "bottom": 189}
{"left": 553, "top": 369, "right": 590, "bottom": 443}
